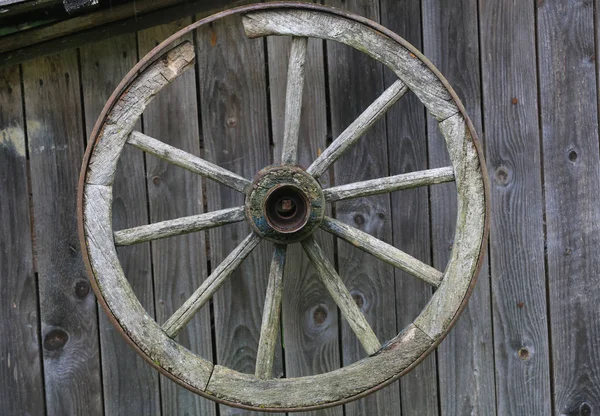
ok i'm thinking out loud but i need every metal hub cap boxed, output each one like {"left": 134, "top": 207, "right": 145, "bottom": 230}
{"left": 246, "top": 165, "right": 325, "bottom": 244}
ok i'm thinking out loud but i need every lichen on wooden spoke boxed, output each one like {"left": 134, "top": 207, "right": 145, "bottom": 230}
{"left": 307, "top": 80, "right": 408, "bottom": 178}
{"left": 320, "top": 217, "right": 443, "bottom": 287}
{"left": 161, "top": 233, "right": 262, "bottom": 338}
{"left": 113, "top": 206, "right": 246, "bottom": 246}
{"left": 255, "top": 244, "right": 287, "bottom": 379}
{"left": 324, "top": 166, "right": 455, "bottom": 202}
{"left": 127, "top": 131, "right": 251, "bottom": 193}
{"left": 301, "top": 236, "right": 382, "bottom": 355}
{"left": 281, "top": 37, "right": 308, "bottom": 165}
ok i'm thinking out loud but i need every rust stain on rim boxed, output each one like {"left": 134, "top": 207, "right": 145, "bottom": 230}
{"left": 77, "top": 2, "right": 491, "bottom": 412}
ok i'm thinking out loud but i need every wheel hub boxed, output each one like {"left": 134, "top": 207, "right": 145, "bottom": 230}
{"left": 245, "top": 165, "right": 325, "bottom": 244}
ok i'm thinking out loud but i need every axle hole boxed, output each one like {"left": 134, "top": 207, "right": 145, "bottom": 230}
{"left": 265, "top": 185, "right": 310, "bottom": 233}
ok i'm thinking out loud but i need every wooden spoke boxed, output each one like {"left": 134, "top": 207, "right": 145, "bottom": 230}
{"left": 113, "top": 206, "right": 246, "bottom": 246}
{"left": 281, "top": 36, "right": 309, "bottom": 165}
{"left": 321, "top": 217, "right": 443, "bottom": 287}
{"left": 306, "top": 80, "right": 408, "bottom": 178}
{"left": 255, "top": 244, "right": 287, "bottom": 379}
{"left": 162, "top": 233, "right": 261, "bottom": 337}
{"left": 324, "top": 167, "right": 455, "bottom": 202}
{"left": 301, "top": 237, "right": 381, "bottom": 355}
{"left": 128, "top": 131, "right": 251, "bottom": 193}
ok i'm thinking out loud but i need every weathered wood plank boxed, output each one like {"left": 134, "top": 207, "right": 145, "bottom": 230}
{"left": 281, "top": 36, "right": 308, "bottom": 165}
{"left": 479, "top": 0, "right": 552, "bottom": 414}
{"left": 206, "top": 324, "right": 432, "bottom": 409}
{"left": 0, "top": 65, "right": 45, "bottom": 416}
{"left": 23, "top": 49, "right": 103, "bottom": 414}
{"left": 195, "top": 12, "right": 282, "bottom": 416}
{"left": 255, "top": 244, "right": 286, "bottom": 379}
{"left": 379, "top": 1, "right": 441, "bottom": 412}
{"left": 79, "top": 33, "right": 161, "bottom": 415}
{"left": 320, "top": 217, "right": 443, "bottom": 287}
{"left": 422, "top": 1, "right": 496, "bottom": 414}
{"left": 114, "top": 206, "right": 246, "bottom": 246}
{"left": 128, "top": 130, "right": 251, "bottom": 193}
{"left": 302, "top": 237, "right": 382, "bottom": 356}
{"left": 307, "top": 80, "right": 407, "bottom": 178}
{"left": 162, "top": 233, "right": 261, "bottom": 338}
{"left": 267, "top": 31, "right": 343, "bottom": 416}
{"left": 324, "top": 167, "right": 455, "bottom": 202}
{"left": 137, "top": 19, "right": 216, "bottom": 415}
{"left": 324, "top": 0, "right": 401, "bottom": 413}
{"left": 539, "top": 0, "right": 600, "bottom": 413}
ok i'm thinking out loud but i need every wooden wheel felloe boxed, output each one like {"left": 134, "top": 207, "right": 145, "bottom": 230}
{"left": 77, "top": 2, "right": 489, "bottom": 412}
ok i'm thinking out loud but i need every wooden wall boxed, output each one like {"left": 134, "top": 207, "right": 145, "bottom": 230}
{"left": 1, "top": 0, "right": 599, "bottom": 415}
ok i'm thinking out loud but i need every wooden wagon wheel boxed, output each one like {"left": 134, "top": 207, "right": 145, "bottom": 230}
{"left": 78, "top": 2, "right": 489, "bottom": 412}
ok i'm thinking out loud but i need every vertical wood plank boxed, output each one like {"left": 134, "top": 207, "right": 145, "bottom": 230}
{"left": 324, "top": 0, "right": 401, "bottom": 414}
{"left": 539, "top": 0, "right": 600, "bottom": 413}
{"left": 80, "top": 35, "right": 162, "bottom": 415}
{"left": 267, "top": 32, "right": 343, "bottom": 416}
{"left": 0, "top": 65, "right": 45, "bottom": 416}
{"left": 422, "top": 0, "right": 497, "bottom": 414}
{"left": 23, "top": 50, "right": 103, "bottom": 415}
{"left": 379, "top": 0, "right": 440, "bottom": 414}
{"left": 196, "top": 13, "right": 281, "bottom": 416}
{"left": 138, "top": 19, "right": 216, "bottom": 416}
{"left": 479, "top": 0, "right": 552, "bottom": 414}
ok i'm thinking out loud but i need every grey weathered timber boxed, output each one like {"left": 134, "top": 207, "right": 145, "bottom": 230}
{"left": 267, "top": 32, "right": 343, "bottom": 416}
{"left": 307, "top": 80, "right": 407, "bottom": 178}
{"left": 137, "top": 20, "right": 216, "bottom": 415}
{"left": 114, "top": 206, "right": 246, "bottom": 246}
{"left": 324, "top": 166, "right": 455, "bottom": 202}
{"left": 0, "top": 65, "right": 45, "bottom": 416}
{"left": 321, "top": 217, "right": 443, "bottom": 287}
{"left": 281, "top": 36, "right": 308, "bottom": 165}
{"left": 242, "top": 9, "right": 459, "bottom": 121}
{"left": 323, "top": 1, "right": 401, "bottom": 412}
{"left": 83, "top": 184, "right": 215, "bottom": 389}
{"left": 255, "top": 244, "right": 287, "bottom": 379}
{"left": 414, "top": 113, "right": 485, "bottom": 338}
{"left": 206, "top": 324, "right": 432, "bottom": 409}
{"left": 23, "top": 49, "right": 103, "bottom": 414}
{"left": 128, "top": 130, "right": 250, "bottom": 193}
{"left": 302, "top": 237, "right": 381, "bottom": 356}
{"left": 380, "top": 0, "right": 440, "bottom": 412}
{"left": 79, "top": 33, "right": 161, "bottom": 416}
{"left": 85, "top": 41, "right": 195, "bottom": 186}
{"left": 162, "top": 233, "right": 261, "bottom": 338}
{"left": 540, "top": 0, "right": 600, "bottom": 413}
{"left": 422, "top": 1, "right": 496, "bottom": 414}
{"left": 196, "top": 12, "right": 283, "bottom": 416}
{"left": 479, "top": 0, "right": 551, "bottom": 413}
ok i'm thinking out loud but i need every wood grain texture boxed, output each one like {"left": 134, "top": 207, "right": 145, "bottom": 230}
{"left": 195, "top": 13, "right": 281, "bottom": 416}
{"left": 255, "top": 244, "right": 286, "bottom": 379}
{"left": 479, "top": 0, "right": 552, "bottom": 414}
{"left": 267, "top": 32, "right": 343, "bottom": 416}
{"left": 422, "top": 1, "right": 496, "bottom": 414}
{"left": 86, "top": 40, "right": 195, "bottom": 186}
{"left": 23, "top": 49, "right": 103, "bottom": 415}
{"left": 242, "top": 9, "right": 458, "bottom": 120}
{"left": 114, "top": 206, "right": 246, "bottom": 246}
{"left": 206, "top": 324, "right": 432, "bottom": 409}
{"left": 128, "top": 130, "right": 251, "bottom": 193}
{"left": 0, "top": 65, "right": 45, "bottom": 416}
{"left": 324, "top": 0, "right": 401, "bottom": 413}
{"left": 79, "top": 33, "right": 161, "bottom": 415}
{"left": 539, "top": 0, "right": 600, "bottom": 413}
{"left": 324, "top": 166, "right": 454, "bottom": 202}
{"left": 380, "top": 0, "right": 441, "bottom": 413}
{"left": 138, "top": 19, "right": 216, "bottom": 416}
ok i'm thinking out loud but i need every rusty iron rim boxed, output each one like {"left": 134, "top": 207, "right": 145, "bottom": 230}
{"left": 77, "top": 2, "right": 490, "bottom": 412}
